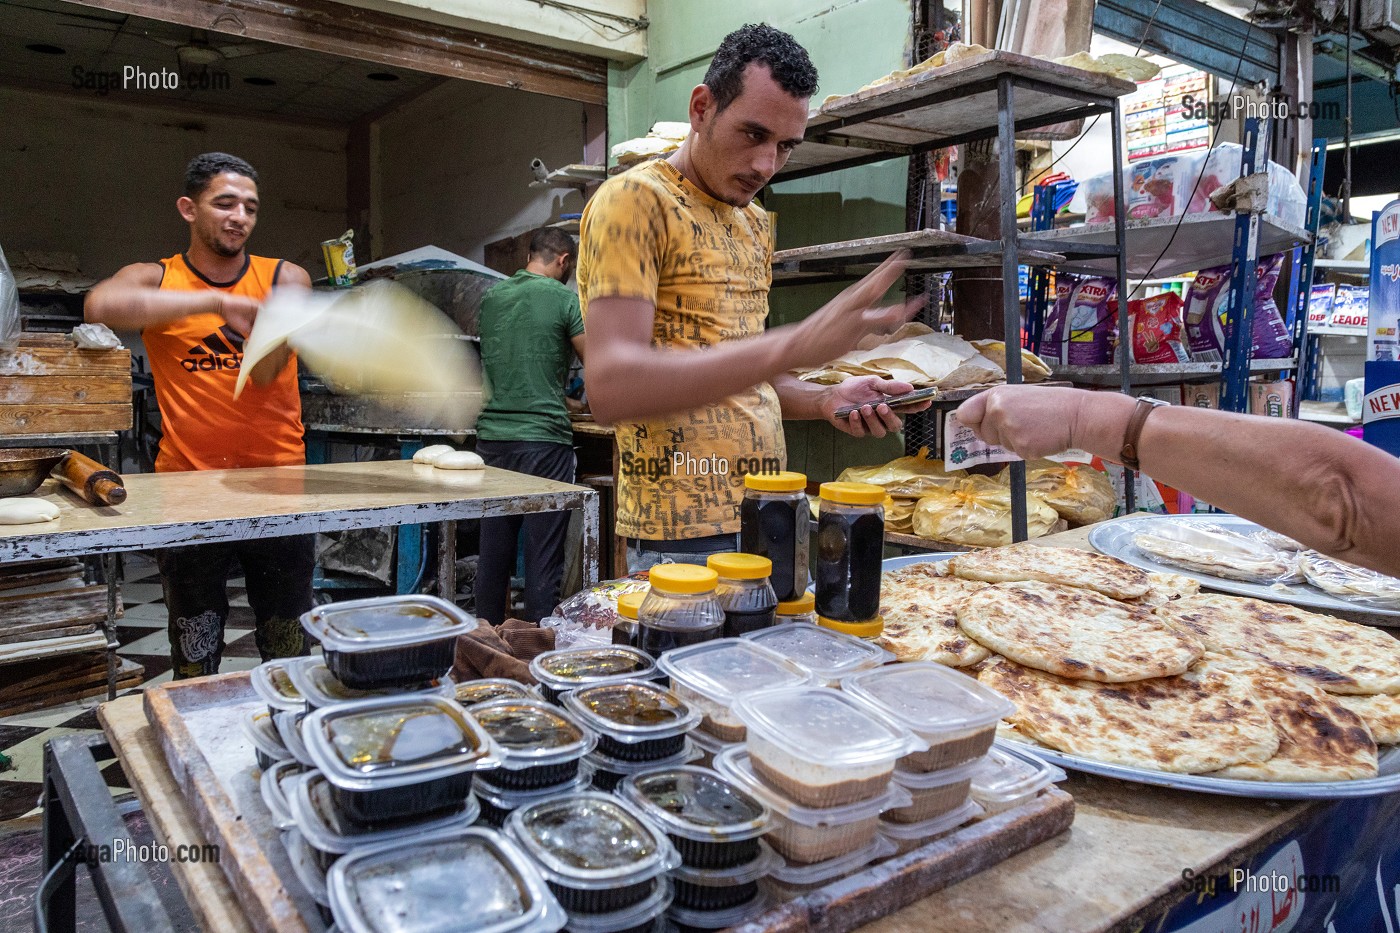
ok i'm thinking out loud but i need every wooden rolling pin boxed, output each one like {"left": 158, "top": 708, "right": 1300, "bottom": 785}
{"left": 52, "top": 451, "right": 127, "bottom": 506}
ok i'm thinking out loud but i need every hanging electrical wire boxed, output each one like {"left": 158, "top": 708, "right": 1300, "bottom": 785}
{"left": 531, "top": 0, "right": 648, "bottom": 39}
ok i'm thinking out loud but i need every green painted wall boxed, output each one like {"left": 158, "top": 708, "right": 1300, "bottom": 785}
{"left": 608, "top": 0, "right": 916, "bottom": 482}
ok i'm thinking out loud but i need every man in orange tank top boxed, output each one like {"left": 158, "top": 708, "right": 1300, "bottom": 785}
{"left": 86, "top": 153, "right": 314, "bottom": 679}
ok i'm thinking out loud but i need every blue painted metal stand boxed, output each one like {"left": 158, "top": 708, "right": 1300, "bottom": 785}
{"left": 1293, "top": 139, "right": 1330, "bottom": 405}
{"left": 1220, "top": 117, "right": 1270, "bottom": 414}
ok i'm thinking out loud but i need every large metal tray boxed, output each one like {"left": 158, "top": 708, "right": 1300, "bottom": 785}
{"left": 1088, "top": 513, "right": 1400, "bottom": 622}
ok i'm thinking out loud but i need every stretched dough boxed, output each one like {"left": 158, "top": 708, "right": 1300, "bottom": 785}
{"left": 0, "top": 498, "right": 60, "bottom": 524}
{"left": 433, "top": 451, "right": 485, "bottom": 471}
{"left": 412, "top": 445, "right": 455, "bottom": 465}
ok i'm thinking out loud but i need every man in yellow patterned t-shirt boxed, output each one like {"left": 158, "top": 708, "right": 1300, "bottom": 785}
{"left": 579, "top": 23, "right": 928, "bottom": 570}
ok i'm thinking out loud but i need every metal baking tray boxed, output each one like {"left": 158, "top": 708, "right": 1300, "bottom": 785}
{"left": 1088, "top": 513, "right": 1400, "bottom": 622}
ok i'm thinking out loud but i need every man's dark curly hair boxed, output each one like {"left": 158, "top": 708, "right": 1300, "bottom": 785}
{"left": 703, "top": 23, "right": 818, "bottom": 112}
{"left": 184, "top": 152, "right": 258, "bottom": 199}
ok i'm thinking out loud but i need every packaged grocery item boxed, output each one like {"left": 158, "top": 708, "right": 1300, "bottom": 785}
{"left": 877, "top": 800, "right": 984, "bottom": 856}
{"left": 1063, "top": 277, "right": 1118, "bottom": 365}
{"left": 301, "top": 694, "right": 499, "bottom": 826}
{"left": 258, "top": 759, "right": 307, "bottom": 831}
{"left": 1184, "top": 383, "right": 1219, "bottom": 408}
{"left": 912, "top": 475, "right": 1059, "bottom": 547}
{"left": 1184, "top": 256, "right": 1289, "bottom": 361}
{"left": 470, "top": 697, "right": 594, "bottom": 790}
{"left": 707, "top": 553, "right": 778, "bottom": 637}
{"left": 668, "top": 842, "right": 781, "bottom": 912}
{"left": 741, "top": 623, "right": 892, "bottom": 688}
{"left": 969, "top": 743, "right": 1066, "bottom": 815}
{"left": 1331, "top": 285, "right": 1370, "bottom": 330}
{"left": 618, "top": 766, "right": 771, "bottom": 869}
{"left": 1018, "top": 460, "right": 1117, "bottom": 526}
{"left": 1126, "top": 156, "right": 1186, "bottom": 219}
{"left": 613, "top": 591, "right": 646, "bottom": 648}
{"left": 562, "top": 680, "right": 699, "bottom": 762}
{"left": 815, "top": 482, "right": 885, "bottom": 634}
{"left": 638, "top": 565, "right": 725, "bottom": 656}
{"left": 1308, "top": 283, "right": 1336, "bottom": 329}
{"left": 555, "top": 574, "right": 652, "bottom": 631}
{"left": 840, "top": 662, "right": 1014, "bottom": 773}
{"left": 1037, "top": 276, "right": 1077, "bottom": 366}
{"left": 300, "top": 594, "right": 476, "bottom": 689}
{"left": 285, "top": 656, "right": 455, "bottom": 709}
{"left": 1183, "top": 143, "right": 1243, "bottom": 214}
{"left": 529, "top": 645, "right": 658, "bottom": 704}
{"left": 732, "top": 687, "right": 922, "bottom": 808}
{"left": 242, "top": 709, "right": 291, "bottom": 771}
{"left": 1249, "top": 379, "right": 1293, "bottom": 418}
{"left": 325, "top": 827, "right": 566, "bottom": 933}
{"left": 505, "top": 791, "right": 680, "bottom": 913}
{"left": 474, "top": 768, "right": 594, "bottom": 829}
{"left": 456, "top": 677, "right": 535, "bottom": 707}
{"left": 1116, "top": 292, "right": 1190, "bottom": 364}
{"left": 740, "top": 471, "right": 810, "bottom": 603}
{"left": 1251, "top": 255, "right": 1291, "bottom": 359}
{"left": 250, "top": 659, "right": 306, "bottom": 717}
{"left": 882, "top": 758, "right": 980, "bottom": 823}
{"left": 774, "top": 592, "right": 816, "bottom": 626}
{"left": 1081, "top": 170, "right": 1117, "bottom": 223}
{"left": 658, "top": 638, "right": 813, "bottom": 743}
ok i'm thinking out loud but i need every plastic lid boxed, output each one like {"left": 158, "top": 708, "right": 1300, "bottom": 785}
{"left": 765, "top": 836, "right": 896, "bottom": 887}
{"left": 242, "top": 710, "right": 290, "bottom": 763}
{"left": 707, "top": 553, "right": 773, "bottom": 580}
{"left": 818, "top": 481, "right": 885, "bottom": 506}
{"left": 617, "top": 766, "right": 770, "bottom": 843}
{"left": 504, "top": 791, "right": 679, "bottom": 889}
{"left": 671, "top": 840, "right": 782, "bottom": 886}
{"left": 302, "top": 694, "right": 500, "bottom": 791}
{"left": 733, "top": 687, "right": 922, "bottom": 769}
{"left": 891, "top": 755, "right": 984, "bottom": 790}
{"left": 969, "top": 742, "right": 1065, "bottom": 806}
{"left": 776, "top": 593, "right": 815, "bottom": 615}
{"left": 617, "top": 592, "right": 646, "bottom": 621}
{"left": 655, "top": 638, "right": 813, "bottom": 707}
{"left": 666, "top": 890, "right": 773, "bottom": 929}
{"left": 712, "top": 747, "right": 912, "bottom": 825}
{"left": 562, "top": 681, "right": 699, "bottom": 744}
{"left": 286, "top": 656, "right": 455, "bottom": 708}
{"left": 283, "top": 830, "right": 330, "bottom": 908}
{"left": 475, "top": 766, "right": 595, "bottom": 809}
{"left": 273, "top": 710, "right": 313, "bottom": 766}
{"left": 250, "top": 659, "right": 304, "bottom": 711}
{"left": 529, "top": 646, "right": 657, "bottom": 691}
{"left": 816, "top": 615, "right": 884, "bottom": 638}
{"left": 586, "top": 738, "right": 701, "bottom": 776}
{"left": 259, "top": 760, "right": 306, "bottom": 831}
{"left": 686, "top": 727, "right": 736, "bottom": 758}
{"left": 560, "top": 877, "right": 673, "bottom": 933}
{"left": 327, "top": 827, "right": 566, "bottom": 933}
{"left": 457, "top": 678, "right": 535, "bottom": 707}
{"left": 290, "top": 770, "right": 480, "bottom": 855}
{"left": 742, "top": 624, "right": 893, "bottom": 684}
{"left": 840, "top": 662, "right": 1015, "bottom": 736}
{"left": 301, "top": 594, "right": 476, "bottom": 652}
{"left": 471, "top": 698, "right": 595, "bottom": 770}
{"left": 877, "top": 799, "right": 984, "bottom": 841}
{"left": 648, "top": 563, "right": 719, "bottom": 595}
{"left": 744, "top": 471, "right": 806, "bottom": 493}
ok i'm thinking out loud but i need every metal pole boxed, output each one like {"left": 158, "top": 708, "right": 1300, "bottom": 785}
{"left": 997, "top": 75, "right": 1028, "bottom": 543}
{"left": 1110, "top": 98, "right": 1136, "bottom": 513}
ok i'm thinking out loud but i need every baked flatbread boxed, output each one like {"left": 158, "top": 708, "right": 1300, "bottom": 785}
{"left": 947, "top": 544, "right": 1150, "bottom": 600}
{"left": 978, "top": 656, "right": 1279, "bottom": 774}
{"left": 1133, "top": 523, "right": 1298, "bottom": 584}
{"left": 1169, "top": 594, "right": 1400, "bottom": 695}
{"left": 956, "top": 581, "right": 1204, "bottom": 682}
{"left": 1135, "top": 572, "right": 1201, "bottom": 606}
{"left": 1334, "top": 693, "right": 1400, "bottom": 745}
{"left": 1200, "top": 656, "right": 1378, "bottom": 781}
{"left": 1299, "top": 552, "right": 1400, "bottom": 609}
{"left": 877, "top": 565, "right": 990, "bottom": 667}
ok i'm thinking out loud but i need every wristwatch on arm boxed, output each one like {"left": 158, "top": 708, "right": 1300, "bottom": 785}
{"left": 1118, "top": 396, "right": 1169, "bottom": 472}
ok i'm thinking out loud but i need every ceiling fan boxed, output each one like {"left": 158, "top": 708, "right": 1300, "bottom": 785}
{"left": 137, "top": 29, "right": 280, "bottom": 72}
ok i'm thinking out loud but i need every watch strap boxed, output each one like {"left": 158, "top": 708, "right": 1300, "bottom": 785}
{"left": 1119, "top": 397, "right": 1167, "bottom": 473}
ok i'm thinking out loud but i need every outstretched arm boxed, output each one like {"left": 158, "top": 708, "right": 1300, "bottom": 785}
{"left": 86, "top": 262, "right": 260, "bottom": 334}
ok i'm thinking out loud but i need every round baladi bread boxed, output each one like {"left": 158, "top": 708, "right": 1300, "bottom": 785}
{"left": 955, "top": 580, "right": 1204, "bottom": 682}
{"left": 877, "top": 564, "right": 990, "bottom": 667}
{"left": 979, "top": 655, "right": 1279, "bottom": 774}
{"left": 1197, "top": 655, "right": 1378, "bottom": 782}
{"left": 947, "top": 543, "right": 1150, "bottom": 600}
{"left": 1168, "top": 594, "right": 1400, "bottom": 695}
{"left": 1334, "top": 693, "right": 1400, "bottom": 745}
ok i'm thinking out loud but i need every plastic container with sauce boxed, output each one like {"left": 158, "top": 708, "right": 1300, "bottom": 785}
{"left": 274, "top": 710, "right": 314, "bottom": 766}
{"left": 759, "top": 836, "right": 897, "bottom": 899}
{"left": 739, "top": 471, "right": 810, "bottom": 603}
{"left": 587, "top": 739, "right": 700, "bottom": 793}
{"left": 456, "top": 677, "right": 535, "bottom": 708}
{"left": 741, "top": 623, "right": 893, "bottom": 688}
{"left": 713, "top": 747, "right": 911, "bottom": 865}
{"left": 637, "top": 564, "right": 724, "bottom": 656}
{"left": 283, "top": 829, "right": 335, "bottom": 925}
{"left": 326, "top": 827, "right": 567, "bottom": 933}
{"left": 814, "top": 482, "right": 885, "bottom": 636}
{"left": 259, "top": 759, "right": 308, "bottom": 831}
{"left": 613, "top": 591, "right": 647, "bottom": 648}
{"left": 884, "top": 758, "right": 981, "bottom": 823}
{"left": 731, "top": 687, "right": 924, "bottom": 808}
{"left": 300, "top": 594, "right": 477, "bottom": 689}
{"left": 840, "top": 662, "right": 1014, "bottom": 773}
{"left": 774, "top": 592, "right": 816, "bottom": 626}
{"left": 530, "top": 645, "right": 658, "bottom": 705}
{"left": 505, "top": 791, "right": 680, "bottom": 914}
{"left": 302, "top": 694, "right": 500, "bottom": 826}
{"left": 560, "top": 877, "right": 674, "bottom": 933}
{"left": 969, "top": 743, "right": 1066, "bottom": 815}
{"left": 285, "top": 656, "right": 455, "bottom": 710}
{"left": 475, "top": 766, "right": 594, "bottom": 829}
{"left": 471, "top": 697, "right": 595, "bottom": 790}
{"left": 877, "top": 799, "right": 984, "bottom": 856}
{"left": 563, "top": 680, "right": 698, "bottom": 762}
{"left": 707, "top": 553, "right": 778, "bottom": 638}
{"left": 617, "top": 766, "right": 771, "bottom": 870}
{"left": 289, "top": 770, "right": 480, "bottom": 872}
{"left": 667, "top": 889, "right": 773, "bottom": 931}
{"left": 242, "top": 709, "right": 291, "bottom": 771}
{"left": 656, "top": 638, "right": 813, "bottom": 743}
{"left": 669, "top": 842, "right": 782, "bottom": 912}
{"left": 250, "top": 659, "right": 306, "bottom": 717}
{"left": 687, "top": 727, "right": 736, "bottom": 770}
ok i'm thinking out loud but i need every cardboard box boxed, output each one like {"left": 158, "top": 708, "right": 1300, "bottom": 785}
{"left": 1249, "top": 379, "right": 1293, "bottom": 418}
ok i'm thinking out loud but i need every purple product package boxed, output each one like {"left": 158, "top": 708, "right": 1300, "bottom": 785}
{"left": 1039, "top": 277, "right": 1075, "bottom": 365}
{"left": 1063, "top": 277, "right": 1117, "bottom": 365}
{"left": 1184, "top": 255, "right": 1291, "bottom": 361}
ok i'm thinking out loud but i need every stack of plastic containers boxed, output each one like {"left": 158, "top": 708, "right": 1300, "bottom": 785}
{"left": 618, "top": 766, "right": 779, "bottom": 931}
{"left": 456, "top": 677, "right": 536, "bottom": 707}
{"left": 470, "top": 697, "right": 598, "bottom": 826}
{"left": 529, "top": 645, "right": 659, "bottom": 704}
{"left": 564, "top": 680, "right": 701, "bottom": 791}
{"left": 506, "top": 791, "right": 679, "bottom": 933}
{"left": 742, "top": 623, "right": 892, "bottom": 687}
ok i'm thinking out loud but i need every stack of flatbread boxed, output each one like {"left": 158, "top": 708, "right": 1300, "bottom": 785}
{"left": 798, "top": 323, "right": 1052, "bottom": 390}
{"left": 878, "top": 542, "right": 1400, "bottom": 782}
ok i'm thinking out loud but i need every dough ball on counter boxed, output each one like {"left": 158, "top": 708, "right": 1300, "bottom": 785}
{"left": 434, "top": 451, "right": 485, "bottom": 471}
{"left": 412, "top": 445, "right": 456, "bottom": 465}
{"left": 0, "top": 498, "right": 60, "bottom": 524}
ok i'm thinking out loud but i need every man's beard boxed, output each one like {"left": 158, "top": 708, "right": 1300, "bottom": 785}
{"left": 205, "top": 230, "right": 242, "bottom": 258}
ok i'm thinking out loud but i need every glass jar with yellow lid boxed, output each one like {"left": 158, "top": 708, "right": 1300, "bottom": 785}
{"left": 739, "top": 471, "right": 810, "bottom": 602}
{"left": 815, "top": 482, "right": 885, "bottom": 637}
{"left": 706, "top": 553, "right": 778, "bottom": 638}
{"left": 638, "top": 564, "right": 724, "bottom": 656}
{"left": 613, "top": 591, "right": 647, "bottom": 648}
{"left": 774, "top": 591, "right": 816, "bottom": 626}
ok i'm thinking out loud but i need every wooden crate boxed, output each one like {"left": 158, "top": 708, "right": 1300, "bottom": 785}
{"left": 0, "top": 333, "right": 131, "bottom": 434}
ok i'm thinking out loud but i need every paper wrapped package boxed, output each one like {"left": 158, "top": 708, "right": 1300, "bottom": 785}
{"left": 912, "top": 475, "right": 1058, "bottom": 547}
{"left": 836, "top": 447, "right": 967, "bottom": 499}
{"left": 1013, "top": 460, "right": 1117, "bottom": 526}
{"left": 800, "top": 331, "right": 1008, "bottom": 389}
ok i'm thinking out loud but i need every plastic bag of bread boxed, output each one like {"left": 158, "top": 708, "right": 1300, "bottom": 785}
{"left": 837, "top": 447, "right": 967, "bottom": 498}
{"left": 884, "top": 495, "right": 915, "bottom": 534}
{"left": 1012, "top": 460, "right": 1117, "bottom": 526}
{"left": 970, "top": 340, "right": 1053, "bottom": 382}
{"left": 912, "top": 475, "right": 1058, "bottom": 547}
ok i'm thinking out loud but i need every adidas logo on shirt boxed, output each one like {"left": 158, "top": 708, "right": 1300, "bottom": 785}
{"left": 181, "top": 327, "right": 244, "bottom": 373}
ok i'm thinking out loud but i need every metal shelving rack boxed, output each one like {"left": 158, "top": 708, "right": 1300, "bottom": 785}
{"left": 770, "top": 51, "right": 1137, "bottom": 538}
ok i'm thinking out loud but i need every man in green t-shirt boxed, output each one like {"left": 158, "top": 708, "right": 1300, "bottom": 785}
{"left": 475, "top": 227, "right": 586, "bottom": 623}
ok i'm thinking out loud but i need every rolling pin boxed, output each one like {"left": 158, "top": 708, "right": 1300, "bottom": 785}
{"left": 52, "top": 451, "right": 127, "bottom": 506}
